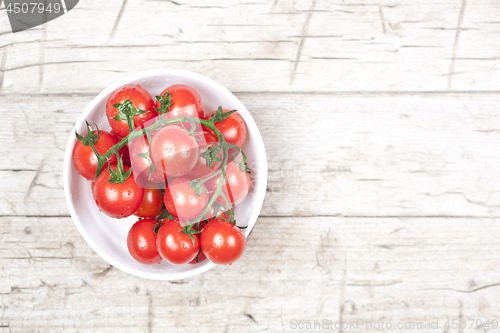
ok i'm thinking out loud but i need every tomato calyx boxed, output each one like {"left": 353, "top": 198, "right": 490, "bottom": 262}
{"left": 75, "top": 120, "right": 100, "bottom": 147}
{"left": 201, "top": 145, "right": 223, "bottom": 168}
{"left": 179, "top": 222, "right": 203, "bottom": 247}
{"left": 107, "top": 153, "right": 132, "bottom": 184}
{"left": 112, "top": 99, "right": 148, "bottom": 132}
{"left": 189, "top": 178, "right": 212, "bottom": 197}
{"left": 155, "top": 91, "right": 172, "bottom": 115}
{"left": 208, "top": 106, "right": 237, "bottom": 123}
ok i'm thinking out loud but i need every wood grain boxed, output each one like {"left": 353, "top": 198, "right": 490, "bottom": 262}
{"left": 2, "top": 0, "right": 500, "bottom": 331}
{"left": 1, "top": 0, "right": 500, "bottom": 93}
{"left": 2, "top": 216, "right": 500, "bottom": 332}
{"left": 2, "top": 94, "right": 500, "bottom": 218}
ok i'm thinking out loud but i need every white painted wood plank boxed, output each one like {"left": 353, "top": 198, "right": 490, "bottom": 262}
{"left": 2, "top": 94, "right": 500, "bottom": 217}
{"left": 1, "top": 0, "right": 500, "bottom": 93}
{"left": 2, "top": 216, "right": 500, "bottom": 332}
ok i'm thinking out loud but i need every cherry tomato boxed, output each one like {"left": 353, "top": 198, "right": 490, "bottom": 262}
{"left": 163, "top": 176, "right": 209, "bottom": 221}
{"left": 127, "top": 219, "right": 162, "bottom": 264}
{"left": 156, "top": 220, "right": 200, "bottom": 265}
{"left": 200, "top": 219, "right": 246, "bottom": 265}
{"left": 134, "top": 188, "right": 164, "bottom": 218}
{"left": 73, "top": 131, "right": 122, "bottom": 181}
{"left": 92, "top": 166, "right": 144, "bottom": 219}
{"left": 149, "top": 126, "right": 199, "bottom": 178}
{"left": 106, "top": 85, "right": 157, "bottom": 138}
{"left": 205, "top": 160, "right": 250, "bottom": 205}
{"left": 161, "top": 84, "right": 204, "bottom": 120}
{"left": 189, "top": 250, "right": 207, "bottom": 264}
{"left": 187, "top": 131, "right": 223, "bottom": 179}
{"left": 205, "top": 109, "right": 247, "bottom": 148}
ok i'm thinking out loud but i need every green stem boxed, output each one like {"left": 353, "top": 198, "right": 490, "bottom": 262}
{"left": 126, "top": 116, "right": 135, "bottom": 134}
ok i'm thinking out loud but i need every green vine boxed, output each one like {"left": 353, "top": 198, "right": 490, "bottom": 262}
{"left": 77, "top": 94, "right": 250, "bottom": 228}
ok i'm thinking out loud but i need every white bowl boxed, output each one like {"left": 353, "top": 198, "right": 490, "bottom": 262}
{"left": 63, "top": 69, "right": 268, "bottom": 280}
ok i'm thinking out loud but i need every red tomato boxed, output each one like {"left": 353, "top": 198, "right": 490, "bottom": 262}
{"left": 161, "top": 84, "right": 204, "bottom": 120}
{"left": 200, "top": 219, "right": 246, "bottom": 265}
{"left": 127, "top": 219, "right": 162, "bottom": 264}
{"left": 156, "top": 220, "right": 200, "bottom": 265}
{"left": 149, "top": 126, "right": 199, "bottom": 178}
{"left": 187, "top": 131, "right": 223, "bottom": 179}
{"left": 134, "top": 188, "right": 164, "bottom": 218}
{"left": 189, "top": 250, "right": 207, "bottom": 264}
{"left": 73, "top": 131, "right": 122, "bottom": 181}
{"left": 205, "top": 161, "right": 250, "bottom": 205}
{"left": 205, "top": 109, "right": 247, "bottom": 148}
{"left": 92, "top": 166, "right": 144, "bottom": 219}
{"left": 163, "top": 176, "right": 209, "bottom": 221}
{"left": 106, "top": 85, "right": 157, "bottom": 138}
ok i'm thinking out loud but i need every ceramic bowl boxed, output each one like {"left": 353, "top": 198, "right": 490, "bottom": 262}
{"left": 63, "top": 69, "right": 267, "bottom": 280}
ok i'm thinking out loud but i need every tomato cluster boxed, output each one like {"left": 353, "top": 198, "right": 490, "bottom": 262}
{"left": 73, "top": 83, "right": 251, "bottom": 266}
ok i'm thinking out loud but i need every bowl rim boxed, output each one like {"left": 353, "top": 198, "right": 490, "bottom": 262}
{"left": 63, "top": 69, "right": 268, "bottom": 280}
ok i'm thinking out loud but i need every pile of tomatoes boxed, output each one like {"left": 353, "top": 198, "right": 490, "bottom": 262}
{"left": 72, "top": 83, "right": 251, "bottom": 266}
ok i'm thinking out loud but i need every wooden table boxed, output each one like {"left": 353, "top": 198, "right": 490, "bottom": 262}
{"left": 2, "top": 0, "right": 500, "bottom": 332}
